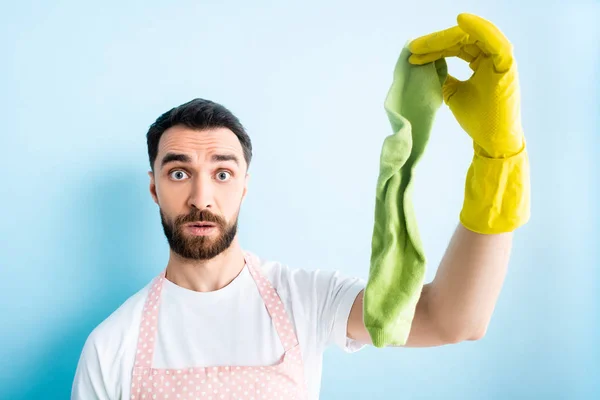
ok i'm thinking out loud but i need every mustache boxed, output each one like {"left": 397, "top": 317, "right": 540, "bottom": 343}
{"left": 179, "top": 209, "right": 224, "bottom": 226}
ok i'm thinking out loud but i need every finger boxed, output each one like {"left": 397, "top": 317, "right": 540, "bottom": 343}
{"left": 468, "top": 53, "right": 485, "bottom": 72}
{"left": 457, "top": 13, "right": 513, "bottom": 71}
{"left": 408, "top": 45, "right": 474, "bottom": 65}
{"left": 408, "top": 25, "right": 468, "bottom": 54}
{"left": 463, "top": 43, "right": 482, "bottom": 59}
{"left": 457, "top": 13, "right": 511, "bottom": 54}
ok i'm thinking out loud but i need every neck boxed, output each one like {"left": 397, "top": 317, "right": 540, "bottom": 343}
{"left": 164, "top": 238, "right": 246, "bottom": 292}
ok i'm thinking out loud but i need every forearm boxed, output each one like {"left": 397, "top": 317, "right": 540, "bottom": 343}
{"left": 427, "top": 222, "right": 513, "bottom": 341}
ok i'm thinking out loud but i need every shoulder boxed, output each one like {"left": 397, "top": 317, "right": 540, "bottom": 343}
{"left": 250, "top": 251, "right": 365, "bottom": 308}
{"left": 82, "top": 282, "right": 150, "bottom": 366}
{"left": 73, "top": 281, "right": 152, "bottom": 399}
{"left": 249, "top": 251, "right": 366, "bottom": 351}
{"left": 254, "top": 252, "right": 364, "bottom": 292}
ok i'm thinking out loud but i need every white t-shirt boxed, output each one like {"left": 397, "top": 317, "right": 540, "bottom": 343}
{"left": 71, "top": 253, "right": 367, "bottom": 400}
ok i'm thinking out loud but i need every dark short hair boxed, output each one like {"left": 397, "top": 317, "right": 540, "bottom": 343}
{"left": 146, "top": 98, "right": 252, "bottom": 173}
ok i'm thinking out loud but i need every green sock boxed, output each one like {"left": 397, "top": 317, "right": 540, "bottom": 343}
{"left": 364, "top": 43, "right": 448, "bottom": 347}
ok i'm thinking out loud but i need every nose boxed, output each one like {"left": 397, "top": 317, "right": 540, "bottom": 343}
{"left": 187, "top": 174, "right": 214, "bottom": 210}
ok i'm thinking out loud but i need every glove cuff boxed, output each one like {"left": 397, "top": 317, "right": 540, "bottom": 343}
{"left": 460, "top": 142, "right": 531, "bottom": 234}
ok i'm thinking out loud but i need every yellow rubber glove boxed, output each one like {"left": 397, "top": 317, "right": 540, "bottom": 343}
{"left": 408, "top": 13, "right": 531, "bottom": 233}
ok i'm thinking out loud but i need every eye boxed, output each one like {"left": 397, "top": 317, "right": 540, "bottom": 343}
{"left": 216, "top": 171, "right": 231, "bottom": 181}
{"left": 169, "top": 170, "right": 189, "bottom": 181}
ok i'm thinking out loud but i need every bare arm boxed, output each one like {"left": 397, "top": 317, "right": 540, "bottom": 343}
{"left": 348, "top": 222, "right": 513, "bottom": 347}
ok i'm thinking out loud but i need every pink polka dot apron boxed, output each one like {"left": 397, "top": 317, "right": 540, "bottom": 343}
{"left": 130, "top": 251, "right": 308, "bottom": 400}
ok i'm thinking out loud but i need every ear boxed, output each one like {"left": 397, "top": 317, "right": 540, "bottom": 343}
{"left": 148, "top": 170, "right": 159, "bottom": 205}
{"left": 242, "top": 172, "right": 250, "bottom": 201}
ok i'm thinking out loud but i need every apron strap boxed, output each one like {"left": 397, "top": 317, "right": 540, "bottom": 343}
{"left": 132, "top": 272, "right": 165, "bottom": 369}
{"left": 244, "top": 251, "right": 300, "bottom": 353}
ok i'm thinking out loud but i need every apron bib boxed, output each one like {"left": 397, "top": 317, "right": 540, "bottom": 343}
{"left": 130, "top": 251, "right": 308, "bottom": 400}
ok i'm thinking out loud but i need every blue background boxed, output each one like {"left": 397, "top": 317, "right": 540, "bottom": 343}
{"left": 1, "top": 0, "right": 598, "bottom": 399}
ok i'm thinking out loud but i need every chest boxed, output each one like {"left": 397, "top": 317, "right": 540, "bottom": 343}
{"left": 154, "top": 288, "right": 287, "bottom": 367}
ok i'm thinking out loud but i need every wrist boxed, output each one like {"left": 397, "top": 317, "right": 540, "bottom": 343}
{"left": 474, "top": 138, "right": 526, "bottom": 159}
{"left": 460, "top": 145, "right": 531, "bottom": 234}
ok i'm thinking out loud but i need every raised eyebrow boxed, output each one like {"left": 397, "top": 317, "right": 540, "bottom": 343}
{"left": 160, "top": 152, "right": 240, "bottom": 169}
{"left": 211, "top": 154, "right": 240, "bottom": 166}
{"left": 160, "top": 152, "right": 191, "bottom": 169}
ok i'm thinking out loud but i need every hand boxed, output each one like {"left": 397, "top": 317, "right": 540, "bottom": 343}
{"left": 408, "top": 13, "right": 525, "bottom": 159}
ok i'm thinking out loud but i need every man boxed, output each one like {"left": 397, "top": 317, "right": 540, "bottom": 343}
{"left": 72, "top": 13, "right": 528, "bottom": 400}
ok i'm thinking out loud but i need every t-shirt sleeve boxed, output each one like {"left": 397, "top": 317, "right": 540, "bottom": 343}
{"left": 71, "top": 333, "right": 112, "bottom": 400}
{"left": 322, "top": 270, "right": 367, "bottom": 353}
{"left": 287, "top": 267, "right": 367, "bottom": 353}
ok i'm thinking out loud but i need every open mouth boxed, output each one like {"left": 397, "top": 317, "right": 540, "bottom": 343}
{"left": 186, "top": 221, "right": 217, "bottom": 228}
{"left": 185, "top": 222, "right": 217, "bottom": 236}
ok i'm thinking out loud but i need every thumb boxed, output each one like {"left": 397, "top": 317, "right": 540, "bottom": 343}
{"left": 442, "top": 73, "right": 462, "bottom": 105}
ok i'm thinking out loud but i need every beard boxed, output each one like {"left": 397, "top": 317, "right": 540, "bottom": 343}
{"left": 159, "top": 207, "right": 239, "bottom": 261}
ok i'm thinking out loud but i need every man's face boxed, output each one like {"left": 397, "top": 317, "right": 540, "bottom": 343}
{"left": 148, "top": 125, "right": 249, "bottom": 260}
